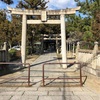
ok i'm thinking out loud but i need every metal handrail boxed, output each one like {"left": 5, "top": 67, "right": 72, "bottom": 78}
{"left": 0, "top": 62, "right": 30, "bottom": 87}
{"left": 42, "top": 62, "right": 82, "bottom": 86}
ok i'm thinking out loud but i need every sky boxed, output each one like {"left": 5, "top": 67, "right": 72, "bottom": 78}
{"left": 0, "top": 0, "right": 85, "bottom": 18}
{"left": 0, "top": 0, "right": 18, "bottom": 9}
{"left": 45, "top": 0, "right": 77, "bottom": 10}
{"left": 0, "top": 0, "right": 82, "bottom": 10}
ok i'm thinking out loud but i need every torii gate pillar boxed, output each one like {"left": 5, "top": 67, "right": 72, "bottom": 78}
{"left": 61, "top": 14, "right": 67, "bottom": 68}
{"left": 21, "top": 14, "right": 27, "bottom": 65}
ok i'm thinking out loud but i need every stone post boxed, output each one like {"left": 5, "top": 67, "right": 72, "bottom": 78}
{"left": 3, "top": 42, "right": 8, "bottom": 61}
{"left": 92, "top": 42, "right": 98, "bottom": 69}
{"left": 3, "top": 42, "right": 7, "bottom": 50}
{"left": 76, "top": 42, "right": 80, "bottom": 62}
{"left": 21, "top": 14, "right": 27, "bottom": 65}
{"left": 73, "top": 43, "right": 75, "bottom": 56}
{"left": 93, "top": 42, "right": 98, "bottom": 55}
{"left": 56, "top": 36, "right": 59, "bottom": 54}
{"left": 61, "top": 14, "right": 67, "bottom": 68}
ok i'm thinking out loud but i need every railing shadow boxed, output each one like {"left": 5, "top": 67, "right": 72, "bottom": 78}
{"left": 30, "top": 58, "right": 57, "bottom": 67}
{"left": 62, "top": 72, "right": 66, "bottom": 100}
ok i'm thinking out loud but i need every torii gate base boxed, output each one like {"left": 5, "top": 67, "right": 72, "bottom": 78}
{"left": 8, "top": 7, "right": 80, "bottom": 68}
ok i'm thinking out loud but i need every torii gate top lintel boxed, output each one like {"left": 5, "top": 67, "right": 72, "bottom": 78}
{"left": 8, "top": 6, "right": 80, "bottom": 15}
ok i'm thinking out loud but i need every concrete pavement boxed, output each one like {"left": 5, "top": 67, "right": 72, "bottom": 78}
{"left": 0, "top": 52, "right": 100, "bottom": 100}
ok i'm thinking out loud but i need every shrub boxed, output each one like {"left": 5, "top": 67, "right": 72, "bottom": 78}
{"left": 8, "top": 49, "right": 17, "bottom": 61}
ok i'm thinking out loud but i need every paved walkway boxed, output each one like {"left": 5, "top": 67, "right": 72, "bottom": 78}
{"left": 0, "top": 53, "right": 100, "bottom": 100}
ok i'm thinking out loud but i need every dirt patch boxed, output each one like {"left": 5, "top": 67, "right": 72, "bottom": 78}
{"left": 26, "top": 54, "right": 39, "bottom": 64}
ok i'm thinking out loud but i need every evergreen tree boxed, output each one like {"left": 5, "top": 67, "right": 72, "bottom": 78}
{"left": 74, "top": 0, "right": 100, "bottom": 43}
{"left": 17, "top": 0, "right": 48, "bottom": 10}
{"left": 0, "top": 10, "right": 9, "bottom": 44}
{"left": 0, "top": 0, "right": 13, "bottom": 4}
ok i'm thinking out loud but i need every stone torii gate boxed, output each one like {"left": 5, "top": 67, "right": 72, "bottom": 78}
{"left": 8, "top": 7, "right": 80, "bottom": 68}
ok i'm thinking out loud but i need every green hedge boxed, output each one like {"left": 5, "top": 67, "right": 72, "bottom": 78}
{"left": 9, "top": 49, "right": 20, "bottom": 61}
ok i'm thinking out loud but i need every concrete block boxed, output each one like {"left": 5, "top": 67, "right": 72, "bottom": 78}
{"left": 38, "top": 87, "right": 60, "bottom": 91}
{"left": 0, "top": 91, "right": 24, "bottom": 96}
{"left": 38, "top": 96, "right": 80, "bottom": 100}
{"left": 78, "top": 96, "right": 94, "bottom": 100}
{"left": 73, "top": 92, "right": 97, "bottom": 96}
{"left": 0, "top": 96, "right": 11, "bottom": 100}
{"left": 10, "top": 96, "right": 38, "bottom": 100}
{"left": 16, "top": 87, "right": 38, "bottom": 91}
{"left": 0, "top": 87, "right": 17, "bottom": 90}
{"left": 60, "top": 87, "right": 83, "bottom": 92}
{"left": 49, "top": 91, "right": 73, "bottom": 96}
{"left": 24, "top": 91, "right": 48, "bottom": 96}
{"left": 92, "top": 96, "right": 100, "bottom": 100}
{"left": 0, "top": 87, "right": 17, "bottom": 92}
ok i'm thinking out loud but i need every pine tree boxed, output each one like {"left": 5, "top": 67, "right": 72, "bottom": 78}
{"left": 0, "top": 0, "right": 13, "bottom": 4}
{"left": 74, "top": 0, "right": 100, "bottom": 43}
{"left": 17, "top": 0, "right": 48, "bottom": 10}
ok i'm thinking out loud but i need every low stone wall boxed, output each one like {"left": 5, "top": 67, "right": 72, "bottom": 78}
{"left": 0, "top": 50, "right": 7, "bottom": 62}
{"left": 76, "top": 42, "right": 100, "bottom": 77}
{"left": 78, "top": 50, "right": 93, "bottom": 63}
{"left": 0, "top": 42, "right": 8, "bottom": 62}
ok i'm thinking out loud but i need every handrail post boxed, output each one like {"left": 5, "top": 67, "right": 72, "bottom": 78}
{"left": 43, "top": 64, "right": 45, "bottom": 86}
{"left": 80, "top": 63, "right": 82, "bottom": 86}
{"left": 28, "top": 63, "right": 30, "bottom": 86}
